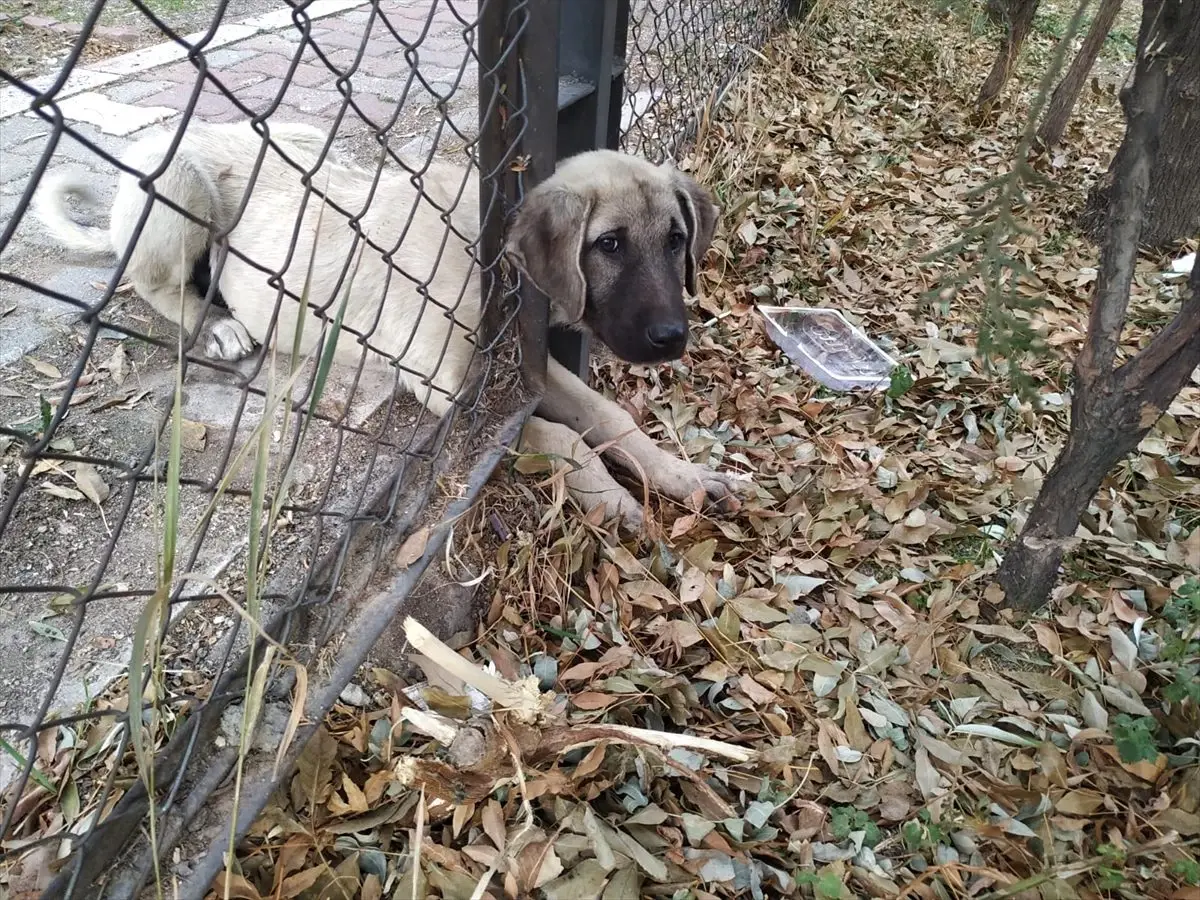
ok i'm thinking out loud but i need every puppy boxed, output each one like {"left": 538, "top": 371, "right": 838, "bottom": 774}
{"left": 34, "top": 120, "right": 750, "bottom": 528}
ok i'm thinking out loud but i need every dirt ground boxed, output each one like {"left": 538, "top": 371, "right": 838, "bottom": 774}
{"left": 0, "top": 0, "right": 279, "bottom": 77}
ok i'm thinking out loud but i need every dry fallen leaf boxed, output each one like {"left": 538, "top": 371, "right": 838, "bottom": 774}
{"left": 25, "top": 356, "right": 61, "bottom": 379}
{"left": 395, "top": 526, "right": 431, "bottom": 569}
{"left": 72, "top": 464, "right": 110, "bottom": 506}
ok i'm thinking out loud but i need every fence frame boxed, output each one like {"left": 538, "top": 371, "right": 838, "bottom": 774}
{"left": 533, "top": 0, "right": 632, "bottom": 382}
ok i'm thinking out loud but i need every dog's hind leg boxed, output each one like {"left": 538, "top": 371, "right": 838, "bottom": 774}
{"left": 111, "top": 148, "right": 254, "bottom": 361}
{"left": 134, "top": 277, "right": 254, "bottom": 360}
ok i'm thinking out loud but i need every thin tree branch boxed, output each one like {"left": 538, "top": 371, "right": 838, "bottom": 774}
{"left": 1117, "top": 257, "right": 1200, "bottom": 398}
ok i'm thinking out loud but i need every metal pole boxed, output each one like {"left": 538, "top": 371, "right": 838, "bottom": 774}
{"left": 545, "top": 0, "right": 629, "bottom": 383}
{"left": 499, "top": 0, "right": 564, "bottom": 393}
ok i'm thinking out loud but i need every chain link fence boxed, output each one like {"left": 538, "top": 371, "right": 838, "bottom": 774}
{"left": 0, "top": 1, "right": 801, "bottom": 896}
{"left": 622, "top": 0, "right": 800, "bottom": 160}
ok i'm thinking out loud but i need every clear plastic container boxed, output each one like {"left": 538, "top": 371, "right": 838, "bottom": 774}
{"left": 758, "top": 306, "right": 897, "bottom": 392}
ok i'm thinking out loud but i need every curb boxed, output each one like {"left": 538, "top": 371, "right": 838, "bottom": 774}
{"left": 0, "top": 0, "right": 369, "bottom": 120}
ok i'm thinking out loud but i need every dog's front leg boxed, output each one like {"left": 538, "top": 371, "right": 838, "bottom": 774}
{"left": 519, "top": 416, "right": 645, "bottom": 530}
{"left": 538, "top": 358, "right": 751, "bottom": 514}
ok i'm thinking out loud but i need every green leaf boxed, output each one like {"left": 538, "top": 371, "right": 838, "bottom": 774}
{"left": 0, "top": 737, "right": 57, "bottom": 793}
{"left": 1111, "top": 715, "right": 1158, "bottom": 764}
{"left": 887, "top": 365, "right": 915, "bottom": 398}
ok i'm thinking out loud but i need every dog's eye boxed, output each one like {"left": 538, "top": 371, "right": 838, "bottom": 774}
{"left": 668, "top": 231, "right": 687, "bottom": 253}
{"left": 595, "top": 234, "right": 621, "bottom": 254}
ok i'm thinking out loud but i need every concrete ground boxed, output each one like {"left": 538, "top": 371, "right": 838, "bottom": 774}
{"left": 0, "top": 0, "right": 484, "bottom": 792}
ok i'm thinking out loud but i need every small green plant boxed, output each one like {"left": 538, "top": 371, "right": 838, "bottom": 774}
{"left": 1163, "top": 578, "right": 1200, "bottom": 634}
{"left": 1104, "top": 28, "right": 1137, "bottom": 58}
{"left": 1042, "top": 229, "right": 1070, "bottom": 255}
{"left": 930, "top": 0, "right": 998, "bottom": 37}
{"left": 0, "top": 737, "right": 56, "bottom": 793}
{"left": 1094, "top": 843, "right": 1128, "bottom": 891}
{"left": 920, "top": 0, "right": 1090, "bottom": 403}
{"left": 1111, "top": 715, "right": 1158, "bottom": 764}
{"left": 941, "top": 534, "right": 992, "bottom": 566}
{"left": 795, "top": 871, "right": 844, "bottom": 899}
{"left": 1170, "top": 858, "right": 1200, "bottom": 886}
{"left": 830, "top": 805, "right": 882, "bottom": 847}
{"left": 901, "top": 810, "right": 947, "bottom": 855}
{"left": 1163, "top": 669, "right": 1200, "bottom": 707}
{"left": 887, "top": 365, "right": 915, "bottom": 398}
{"left": 1158, "top": 580, "right": 1200, "bottom": 709}
{"left": 905, "top": 589, "right": 930, "bottom": 611}
{"left": 1033, "top": 8, "right": 1068, "bottom": 39}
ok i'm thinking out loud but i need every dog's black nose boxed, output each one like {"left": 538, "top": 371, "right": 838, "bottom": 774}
{"left": 645, "top": 322, "right": 686, "bottom": 348}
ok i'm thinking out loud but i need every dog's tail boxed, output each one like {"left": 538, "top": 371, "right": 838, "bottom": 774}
{"left": 31, "top": 169, "right": 113, "bottom": 256}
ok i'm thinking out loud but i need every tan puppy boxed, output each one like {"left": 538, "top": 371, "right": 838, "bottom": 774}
{"left": 34, "top": 120, "right": 750, "bottom": 528}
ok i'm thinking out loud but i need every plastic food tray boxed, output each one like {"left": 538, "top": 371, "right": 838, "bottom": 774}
{"left": 758, "top": 305, "right": 897, "bottom": 392}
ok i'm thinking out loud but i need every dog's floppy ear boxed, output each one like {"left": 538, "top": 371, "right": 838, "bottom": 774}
{"left": 667, "top": 168, "right": 719, "bottom": 296}
{"left": 505, "top": 187, "right": 594, "bottom": 325}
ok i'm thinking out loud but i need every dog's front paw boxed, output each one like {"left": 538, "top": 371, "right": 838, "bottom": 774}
{"left": 202, "top": 318, "right": 255, "bottom": 361}
{"left": 603, "top": 488, "right": 646, "bottom": 534}
{"left": 655, "top": 458, "right": 754, "bottom": 515}
{"left": 696, "top": 467, "right": 755, "bottom": 514}
{"left": 565, "top": 479, "right": 646, "bottom": 534}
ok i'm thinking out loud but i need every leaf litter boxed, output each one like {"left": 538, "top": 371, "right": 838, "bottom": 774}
{"left": 219, "top": 0, "right": 1199, "bottom": 897}
{"left": 4, "top": 0, "right": 1197, "bottom": 897}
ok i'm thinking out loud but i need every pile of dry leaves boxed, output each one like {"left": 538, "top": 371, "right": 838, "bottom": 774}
{"left": 226, "top": 0, "right": 1200, "bottom": 897}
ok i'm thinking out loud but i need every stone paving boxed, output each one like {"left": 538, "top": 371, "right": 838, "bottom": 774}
{"left": 1, "top": 0, "right": 484, "bottom": 379}
{"left": 1, "top": 0, "right": 480, "bottom": 204}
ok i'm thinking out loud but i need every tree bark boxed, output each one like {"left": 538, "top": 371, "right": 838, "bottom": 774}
{"left": 996, "top": 285, "right": 1200, "bottom": 608}
{"left": 1081, "top": 4, "right": 1200, "bottom": 245}
{"left": 1141, "top": 7, "right": 1200, "bottom": 246}
{"left": 1037, "top": 0, "right": 1124, "bottom": 149}
{"left": 997, "top": 0, "right": 1200, "bottom": 612}
{"left": 978, "top": 0, "right": 1043, "bottom": 108}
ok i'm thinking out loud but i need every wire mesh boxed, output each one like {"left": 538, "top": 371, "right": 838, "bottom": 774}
{"left": 0, "top": 1, "right": 537, "bottom": 896}
{"left": 0, "top": 0, "right": 799, "bottom": 895}
{"left": 621, "top": 0, "right": 793, "bottom": 160}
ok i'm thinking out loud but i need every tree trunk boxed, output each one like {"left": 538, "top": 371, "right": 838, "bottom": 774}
{"left": 1081, "top": 5, "right": 1200, "bottom": 245}
{"left": 996, "top": 291, "right": 1200, "bottom": 608}
{"left": 977, "top": 0, "right": 1042, "bottom": 108}
{"left": 997, "top": 0, "right": 1200, "bottom": 612}
{"left": 1141, "top": 8, "right": 1200, "bottom": 246}
{"left": 1037, "top": 0, "right": 1124, "bottom": 149}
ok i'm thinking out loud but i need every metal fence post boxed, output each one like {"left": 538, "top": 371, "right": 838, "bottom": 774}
{"left": 542, "top": 0, "right": 631, "bottom": 383}
{"left": 478, "top": 0, "right": 558, "bottom": 399}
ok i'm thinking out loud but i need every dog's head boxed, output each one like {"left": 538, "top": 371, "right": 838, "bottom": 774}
{"left": 504, "top": 150, "right": 719, "bottom": 364}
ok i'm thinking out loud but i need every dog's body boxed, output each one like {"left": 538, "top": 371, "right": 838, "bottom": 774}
{"left": 34, "top": 120, "right": 749, "bottom": 528}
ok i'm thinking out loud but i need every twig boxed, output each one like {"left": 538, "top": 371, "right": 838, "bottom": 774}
{"left": 411, "top": 786, "right": 426, "bottom": 900}
{"left": 403, "top": 617, "right": 552, "bottom": 723}
{"left": 553, "top": 724, "right": 754, "bottom": 763}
